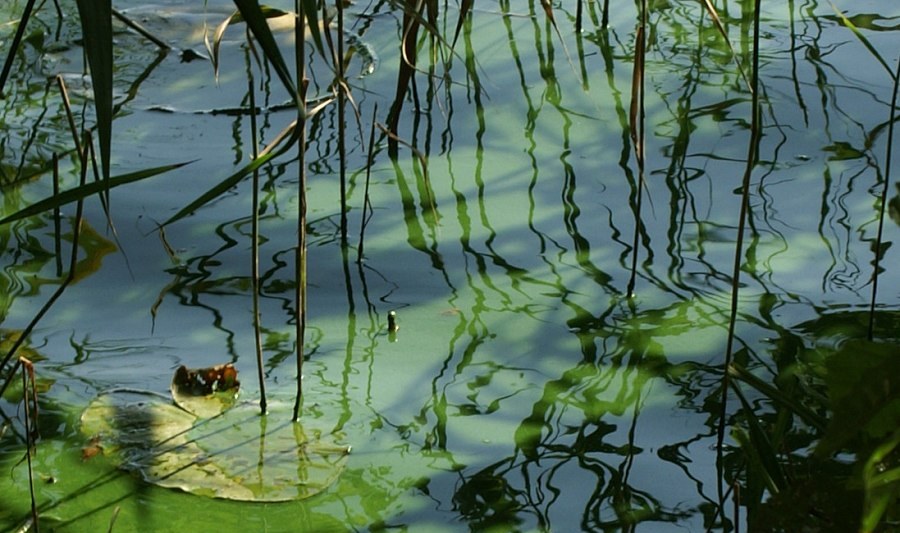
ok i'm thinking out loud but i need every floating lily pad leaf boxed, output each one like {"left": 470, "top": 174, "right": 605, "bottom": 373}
{"left": 80, "top": 390, "right": 350, "bottom": 502}
{"left": 170, "top": 363, "right": 240, "bottom": 418}
{"left": 81, "top": 390, "right": 195, "bottom": 457}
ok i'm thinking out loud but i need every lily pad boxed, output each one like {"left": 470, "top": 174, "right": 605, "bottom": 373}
{"left": 80, "top": 390, "right": 350, "bottom": 502}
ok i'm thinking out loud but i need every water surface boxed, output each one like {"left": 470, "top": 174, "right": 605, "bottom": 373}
{"left": 1, "top": 0, "right": 899, "bottom": 531}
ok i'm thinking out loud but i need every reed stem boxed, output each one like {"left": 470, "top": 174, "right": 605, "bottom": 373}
{"left": 248, "top": 70, "right": 268, "bottom": 414}
{"left": 21, "top": 359, "right": 39, "bottom": 533}
{"left": 293, "top": 0, "right": 309, "bottom": 422}
{"left": 867, "top": 55, "right": 900, "bottom": 340}
{"left": 717, "top": 0, "right": 762, "bottom": 520}
{"left": 0, "top": 0, "right": 38, "bottom": 97}
{"left": 626, "top": 0, "right": 647, "bottom": 299}
{"left": 337, "top": 0, "right": 348, "bottom": 245}
{"left": 358, "top": 104, "right": 378, "bottom": 263}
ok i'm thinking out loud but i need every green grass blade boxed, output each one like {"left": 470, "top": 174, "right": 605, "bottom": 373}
{"left": 451, "top": 0, "right": 473, "bottom": 49}
{"left": 0, "top": 0, "right": 39, "bottom": 97}
{"left": 73, "top": 0, "right": 113, "bottom": 182}
{"left": 0, "top": 161, "right": 195, "bottom": 226}
{"left": 231, "top": 0, "right": 297, "bottom": 101}
{"left": 830, "top": 2, "right": 894, "bottom": 79}
{"left": 299, "top": 0, "right": 325, "bottom": 62}
{"left": 161, "top": 121, "right": 300, "bottom": 227}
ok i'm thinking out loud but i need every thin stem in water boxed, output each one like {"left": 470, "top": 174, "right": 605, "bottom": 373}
{"left": 248, "top": 71, "right": 267, "bottom": 414}
{"left": 717, "top": 0, "right": 762, "bottom": 521}
{"left": 293, "top": 1, "right": 309, "bottom": 422}
{"left": 867, "top": 55, "right": 900, "bottom": 340}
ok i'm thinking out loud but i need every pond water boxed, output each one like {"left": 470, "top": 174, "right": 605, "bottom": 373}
{"left": 2, "top": 0, "right": 899, "bottom": 531}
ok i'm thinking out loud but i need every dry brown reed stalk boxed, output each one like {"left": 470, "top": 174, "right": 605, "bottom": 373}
{"left": 538, "top": 0, "right": 577, "bottom": 79}
{"left": 717, "top": 0, "right": 762, "bottom": 520}
{"left": 60, "top": 72, "right": 127, "bottom": 269}
{"left": 293, "top": 0, "right": 310, "bottom": 422}
{"left": 54, "top": 75, "right": 82, "bottom": 154}
{"left": 626, "top": 0, "right": 647, "bottom": 299}
{"left": 248, "top": 71, "right": 268, "bottom": 414}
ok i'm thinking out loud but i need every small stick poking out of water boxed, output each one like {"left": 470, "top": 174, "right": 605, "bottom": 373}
{"left": 387, "top": 311, "right": 399, "bottom": 335}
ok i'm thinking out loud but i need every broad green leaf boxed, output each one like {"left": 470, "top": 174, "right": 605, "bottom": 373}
{"left": 81, "top": 390, "right": 350, "bottom": 502}
{"left": 0, "top": 161, "right": 195, "bottom": 226}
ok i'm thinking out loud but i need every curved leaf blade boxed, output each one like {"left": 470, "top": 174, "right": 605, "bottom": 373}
{"left": 73, "top": 0, "right": 114, "bottom": 181}
{"left": 0, "top": 161, "right": 196, "bottom": 226}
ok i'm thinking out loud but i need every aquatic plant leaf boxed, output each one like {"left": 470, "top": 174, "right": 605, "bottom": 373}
{"left": 450, "top": 0, "right": 472, "bottom": 49}
{"left": 231, "top": 0, "right": 297, "bottom": 102}
{"left": 732, "top": 384, "right": 786, "bottom": 494}
{"left": 170, "top": 364, "right": 240, "bottom": 418}
{"left": 728, "top": 363, "right": 827, "bottom": 431}
{"left": 80, "top": 390, "right": 350, "bottom": 501}
{"left": 209, "top": 5, "right": 295, "bottom": 83}
{"left": 161, "top": 121, "right": 298, "bottom": 226}
{"left": 823, "top": 141, "right": 865, "bottom": 160}
{"left": 829, "top": 2, "right": 895, "bottom": 79}
{"left": 861, "top": 430, "right": 900, "bottom": 531}
{"left": 0, "top": 161, "right": 195, "bottom": 226}
{"left": 817, "top": 340, "right": 900, "bottom": 457}
{"left": 73, "top": 0, "right": 113, "bottom": 183}
{"left": 81, "top": 390, "right": 195, "bottom": 456}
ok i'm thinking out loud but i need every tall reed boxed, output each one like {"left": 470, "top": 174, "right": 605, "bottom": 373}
{"left": 248, "top": 70, "right": 268, "bottom": 414}
{"left": 718, "top": 0, "right": 762, "bottom": 520}
{"left": 293, "top": 0, "right": 310, "bottom": 421}
{"left": 0, "top": 0, "right": 38, "bottom": 97}
{"left": 866, "top": 54, "right": 900, "bottom": 339}
{"left": 626, "top": 0, "right": 647, "bottom": 299}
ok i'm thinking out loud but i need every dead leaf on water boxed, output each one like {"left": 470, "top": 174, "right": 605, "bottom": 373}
{"left": 170, "top": 363, "right": 240, "bottom": 418}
